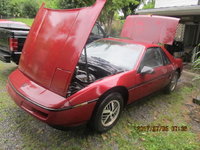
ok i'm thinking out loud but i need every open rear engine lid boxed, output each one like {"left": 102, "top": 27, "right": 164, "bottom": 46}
{"left": 121, "top": 15, "right": 180, "bottom": 45}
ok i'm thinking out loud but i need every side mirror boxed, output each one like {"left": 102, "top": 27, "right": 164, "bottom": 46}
{"left": 140, "top": 66, "right": 155, "bottom": 75}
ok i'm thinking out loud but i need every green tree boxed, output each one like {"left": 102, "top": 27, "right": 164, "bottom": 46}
{"left": 57, "top": 0, "right": 141, "bottom": 34}
{"left": 0, "top": 0, "right": 10, "bottom": 18}
{"left": 119, "top": 0, "right": 141, "bottom": 19}
{"left": 58, "top": 0, "right": 94, "bottom": 9}
{"left": 22, "top": 0, "right": 39, "bottom": 18}
{"left": 37, "top": 0, "right": 59, "bottom": 9}
{"left": 143, "top": 0, "right": 155, "bottom": 9}
{"left": 100, "top": 0, "right": 141, "bottom": 34}
{"left": 8, "top": 0, "right": 25, "bottom": 17}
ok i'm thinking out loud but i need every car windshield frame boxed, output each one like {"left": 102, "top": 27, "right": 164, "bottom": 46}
{"left": 84, "top": 39, "right": 145, "bottom": 71}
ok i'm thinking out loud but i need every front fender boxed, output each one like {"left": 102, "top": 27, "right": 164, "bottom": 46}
{"left": 65, "top": 71, "right": 136, "bottom": 107}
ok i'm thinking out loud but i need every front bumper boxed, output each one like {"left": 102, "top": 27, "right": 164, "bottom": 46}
{"left": 7, "top": 69, "right": 97, "bottom": 126}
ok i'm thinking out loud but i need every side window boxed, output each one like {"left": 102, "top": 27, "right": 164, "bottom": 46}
{"left": 91, "top": 25, "right": 103, "bottom": 36}
{"left": 158, "top": 48, "right": 171, "bottom": 65}
{"left": 139, "top": 48, "right": 163, "bottom": 71}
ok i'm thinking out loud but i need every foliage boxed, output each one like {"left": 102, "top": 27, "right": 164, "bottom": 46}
{"left": 10, "top": 18, "right": 34, "bottom": 26}
{"left": 100, "top": 0, "right": 140, "bottom": 34}
{"left": 21, "top": 0, "right": 39, "bottom": 18}
{"left": 143, "top": 0, "right": 155, "bottom": 9}
{"left": 121, "top": 0, "right": 141, "bottom": 19}
{"left": 8, "top": 1, "right": 23, "bottom": 17}
{"left": 0, "top": 0, "right": 141, "bottom": 34}
{"left": 0, "top": 0, "right": 58, "bottom": 18}
{"left": 193, "top": 44, "right": 200, "bottom": 80}
{"left": 57, "top": 0, "right": 140, "bottom": 34}
{"left": 110, "top": 20, "right": 124, "bottom": 37}
{"left": 0, "top": 0, "right": 10, "bottom": 18}
{"left": 193, "top": 58, "right": 200, "bottom": 81}
{"left": 37, "top": 0, "right": 59, "bottom": 9}
{"left": 57, "top": 0, "right": 95, "bottom": 9}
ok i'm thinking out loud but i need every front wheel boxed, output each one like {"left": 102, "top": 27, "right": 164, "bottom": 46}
{"left": 164, "top": 71, "right": 179, "bottom": 94}
{"left": 90, "top": 92, "right": 124, "bottom": 133}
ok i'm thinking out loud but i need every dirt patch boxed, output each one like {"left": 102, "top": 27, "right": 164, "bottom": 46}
{"left": 181, "top": 69, "right": 200, "bottom": 141}
{"left": 189, "top": 106, "right": 200, "bottom": 129}
{"left": 185, "top": 92, "right": 200, "bottom": 139}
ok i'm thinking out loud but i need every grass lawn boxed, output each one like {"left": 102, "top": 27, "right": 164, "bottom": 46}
{"left": 9, "top": 18, "right": 34, "bottom": 26}
{"left": 0, "top": 61, "right": 200, "bottom": 150}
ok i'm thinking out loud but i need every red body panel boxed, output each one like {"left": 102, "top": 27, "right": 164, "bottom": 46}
{"left": 19, "top": 0, "right": 106, "bottom": 97}
{"left": 121, "top": 15, "right": 180, "bottom": 45}
{"left": 8, "top": 69, "right": 66, "bottom": 108}
{"left": 7, "top": 80, "right": 96, "bottom": 126}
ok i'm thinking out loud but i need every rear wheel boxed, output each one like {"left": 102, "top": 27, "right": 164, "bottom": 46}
{"left": 164, "top": 71, "right": 179, "bottom": 94}
{"left": 90, "top": 92, "right": 124, "bottom": 133}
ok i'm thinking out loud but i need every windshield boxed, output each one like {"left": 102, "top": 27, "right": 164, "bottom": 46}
{"left": 85, "top": 39, "right": 144, "bottom": 71}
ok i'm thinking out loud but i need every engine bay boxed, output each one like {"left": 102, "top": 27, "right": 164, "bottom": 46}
{"left": 67, "top": 62, "right": 112, "bottom": 97}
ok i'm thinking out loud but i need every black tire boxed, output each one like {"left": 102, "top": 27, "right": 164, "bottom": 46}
{"left": 90, "top": 92, "right": 124, "bottom": 133}
{"left": 164, "top": 71, "right": 179, "bottom": 94}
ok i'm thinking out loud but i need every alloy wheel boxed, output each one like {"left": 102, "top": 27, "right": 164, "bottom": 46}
{"left": 101, "top": 100, "right": 120, "bottom": 127}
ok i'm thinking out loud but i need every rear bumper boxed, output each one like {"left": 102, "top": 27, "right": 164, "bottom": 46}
{"left": 7, "top": 69, "right": 97, "bottom": 126}
{"left": 0, "top": 49, "right": 21, "bottom": 64}
{"left": 0, "top": 49, "right": 11, "bottom": 63}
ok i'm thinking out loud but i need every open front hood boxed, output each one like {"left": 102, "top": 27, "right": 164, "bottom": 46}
{"left": 120, "top": 15, "right": 180, "bottom": 45}
{"left": 19, "top": 0, "right": 106, "bottom": 97}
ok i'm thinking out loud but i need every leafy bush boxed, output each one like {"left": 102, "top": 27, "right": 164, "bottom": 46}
{"left": 0, "top": 0, "right": 10, "bottom": 17}
{"left": 9, "top": 2, "right": 23, "bottom": 17}
{"left": 193, "top": 44, "right": 200, "bottom": 80}
{"left": 57, "top": 0, "right": 94, "bottom": 9}
{"left": 22, "top": 0, "right": 39, "bottom": 18}
{"left": 193, "top": 59, "right": 200, "bottom": 81}
{"left": 37, "top": 0, "right": 59, "bottom": 9}
{"left": 143, "top": 0, "right": 155, "bottom": 9}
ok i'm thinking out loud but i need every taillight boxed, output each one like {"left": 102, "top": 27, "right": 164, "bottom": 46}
{"left": 9, "top": 38, "right": 18, "bottom": 51}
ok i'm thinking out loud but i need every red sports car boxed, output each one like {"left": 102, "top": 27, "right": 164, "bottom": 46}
{"left": 7, "top": 0, "right": 183, "bottom": 132}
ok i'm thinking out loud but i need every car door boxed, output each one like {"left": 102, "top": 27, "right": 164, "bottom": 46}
{"left": 129, "top": 47, "right": 169, "bottom": 101}
{"left": 159, "top": 47, "right": 175, "bottom": 86}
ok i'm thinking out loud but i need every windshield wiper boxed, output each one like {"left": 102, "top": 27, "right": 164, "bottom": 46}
{"left": 90, "top": 56, "right": 126, "bottom": 72}
{"left": 90, "top": 56, "right": 111, "bottom": 64}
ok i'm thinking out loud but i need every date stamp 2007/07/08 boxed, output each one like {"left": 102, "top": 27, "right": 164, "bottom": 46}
{"left": 134, "top": 126, "right": 188, "bottom": 132}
